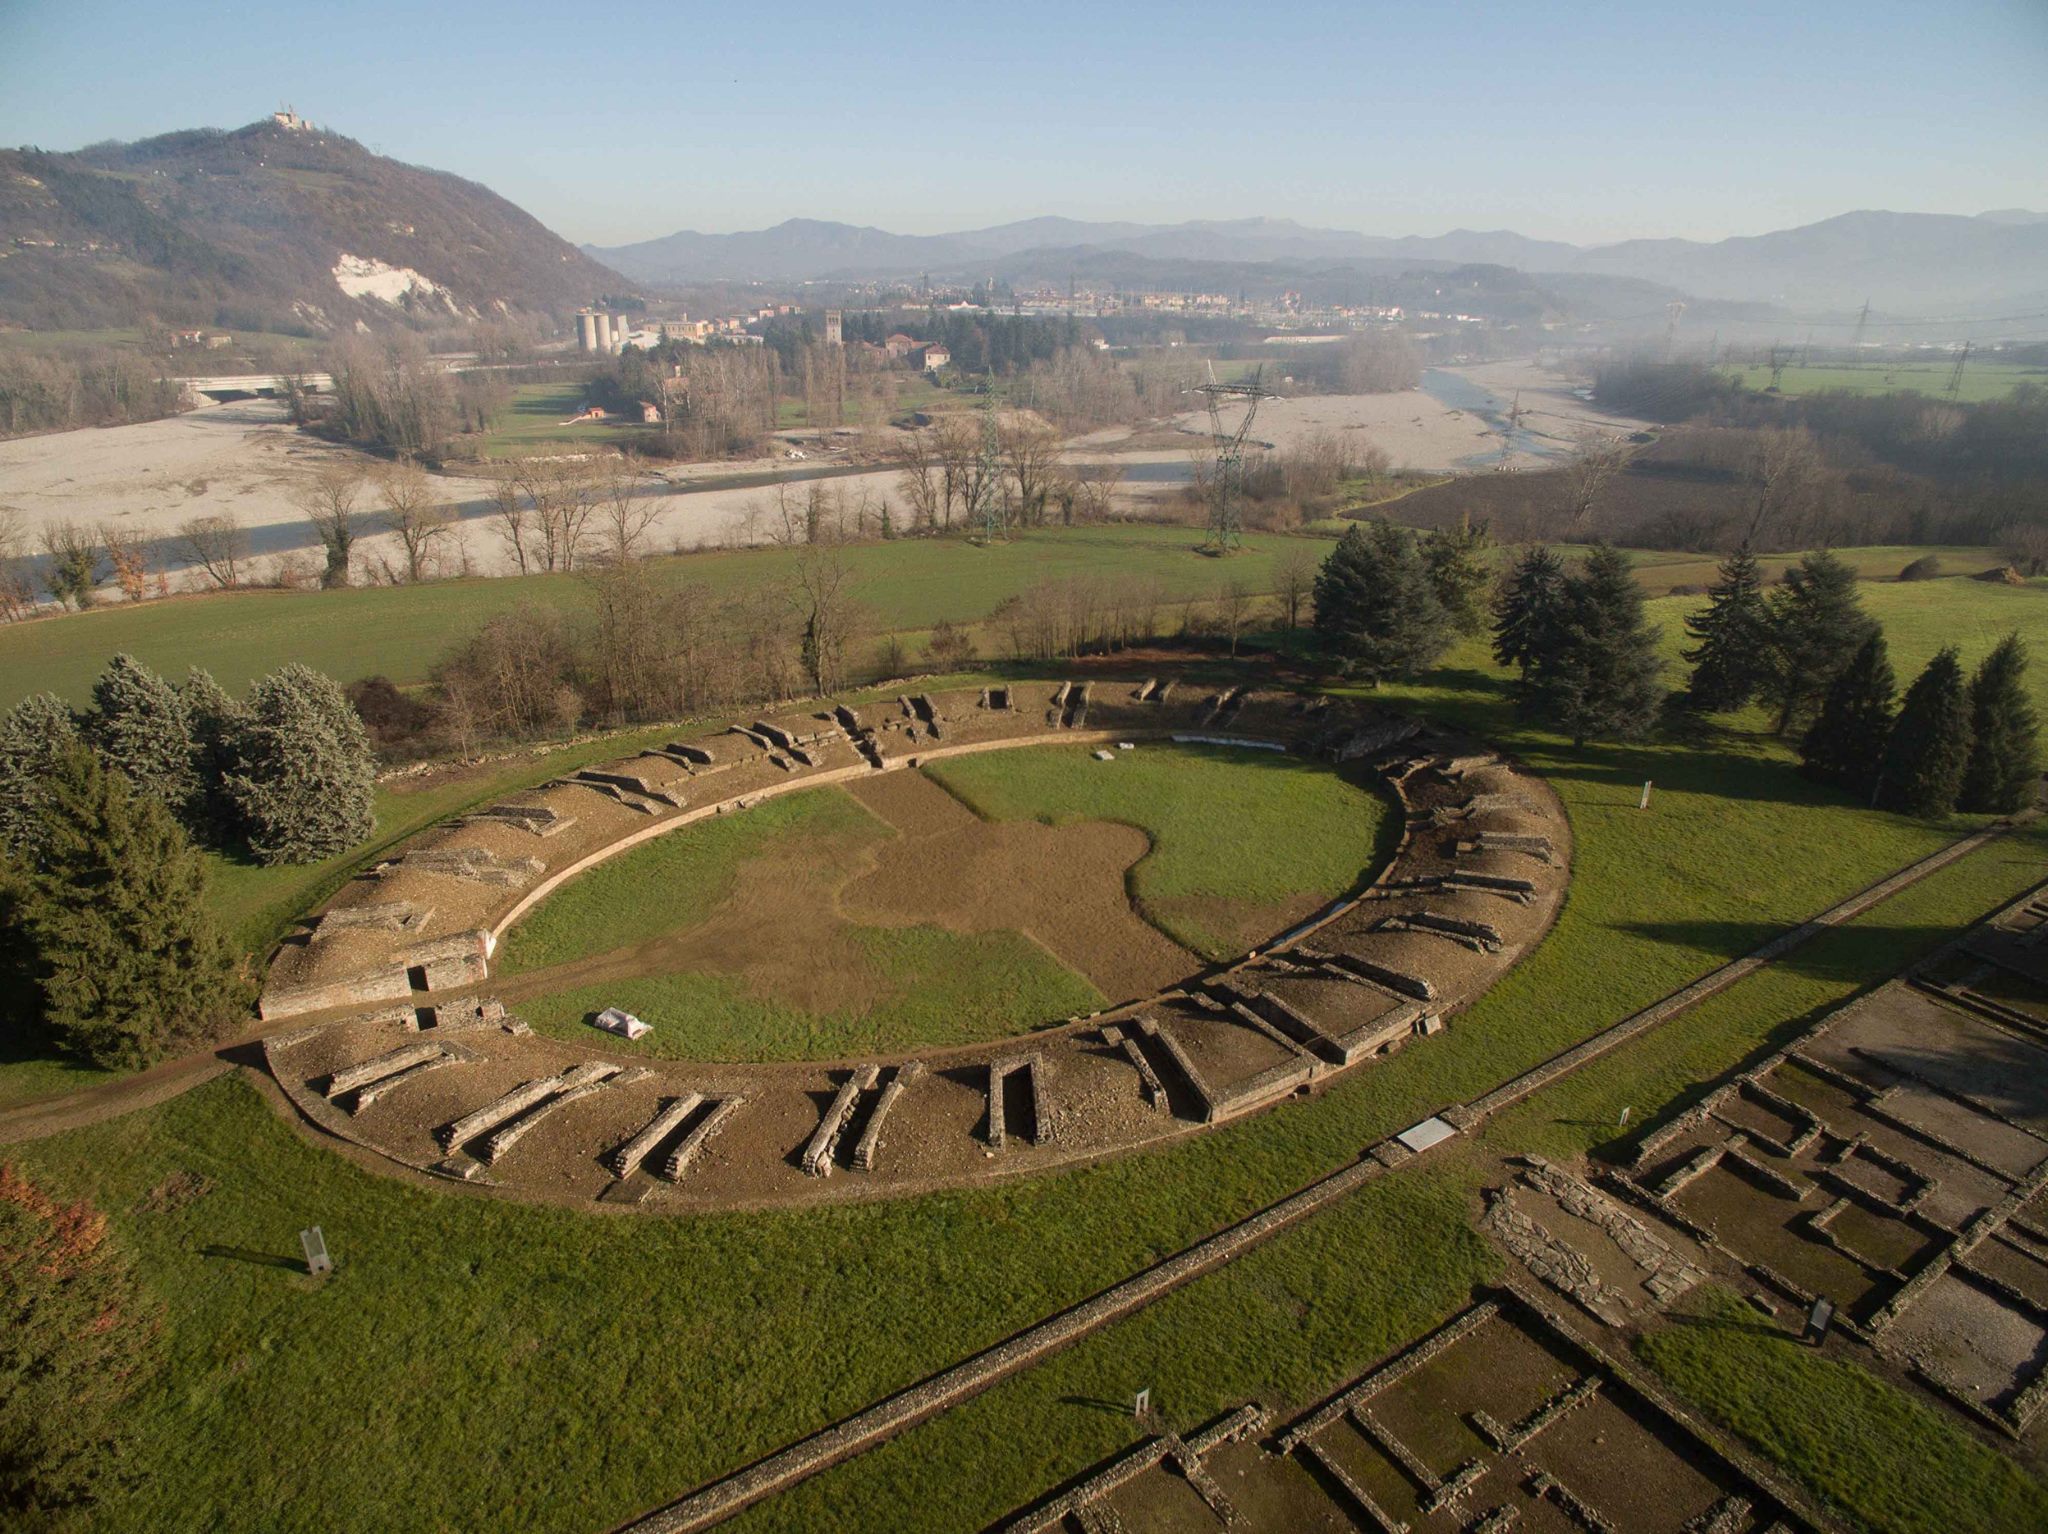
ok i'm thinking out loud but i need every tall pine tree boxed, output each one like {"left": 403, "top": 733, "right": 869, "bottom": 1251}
{"left": 1798, "top": 630, "right": 1895, "bottom": 800}
{"left": 225, "top": 665, "right": 376, "bottom": 864}
{"left": 1491, "top": 544, "right": 1568, "bottom": 689}
{"left": 1762, "top": 551, "right": 1875, "bottom": 734}
{"left": 86, "top": 654, "right": 197, "bottom": 826}
{"left": 1421, "top": 516, "right": 1493, "bottom": 636}
{"left": 1312, "top": 521, "right": 1452, "bottom": 684}
{"left": 1681, "top": 542, "right": 1773, "bottom": 711}
{"left": 1877, "top": 647, "right": 1973, "bottom": 818}
{"left": 1959, "top": 633, "right": 2042, "bottom": 814}
{"left": 0, "top": 695, "right": 81, "bottom": 860}
{"left": 1537, "top": 543, "right": 1667, "bottom": 745}
{"left": 17, "top": 746, "right": 248, "bottom": 1069}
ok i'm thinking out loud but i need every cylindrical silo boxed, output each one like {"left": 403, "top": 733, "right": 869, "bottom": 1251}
{"left": 576, "top": 311, "right": 600, "bottom": 352}
{"left": 595, "top": 313, "right": 614, "bottom": 352}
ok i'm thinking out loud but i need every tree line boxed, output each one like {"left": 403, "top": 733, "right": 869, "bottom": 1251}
{"left": 0, "top": 655, "right": 374, "bottom": 1079}
{"left": 1310, "top": 523, "right": 2040, "bottom": 817}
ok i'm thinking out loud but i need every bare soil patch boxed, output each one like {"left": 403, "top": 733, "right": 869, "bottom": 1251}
{"left": 839, "top": 770, "right": 1196, "bottom": 1000}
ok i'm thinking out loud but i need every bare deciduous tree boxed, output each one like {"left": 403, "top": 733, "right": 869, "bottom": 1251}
{"left": 175, "top": 513, "right": 247, "bottom": 589}
{"left": 103, "top": 523, "right": 159, "bottom": 602}
{"left": 1073, "top": 462, "right": 1126, "bottom": 523}
{"left": 594, "top": 456, "right": 661, "bottom": 565}
{"left": 0, "top": 507, "right": 35, "bottom": 620}
{"left": 1558, "top": 436, "right": 1629, "bottom": 530}
{"left": 896, "top": 428, "right": 944, "bottom": 533}
{"left": 1216, "top": 577, "right": 1259, "bottom": 658}
{"left": 788, "top": 542, "right": 862, "bottom": 695}
{"left": 1000, "top": 416, "right": 1065, "bottom": 527}
{"left": 1742, "top": 426, "right": 1825, "bottom": 543}
{"left": 1274, "top": 544, "right": 1319, "bottom": 629}
{"left": 295, "top": 464, "right": 364, "bottom": 588}
{"left": 374, "top": 460, "right": 451, "bottom": 584}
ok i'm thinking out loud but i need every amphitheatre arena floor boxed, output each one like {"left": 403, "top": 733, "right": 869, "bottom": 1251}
{"left": 256, "top": 682, "right": 1572, "bottom": 1211}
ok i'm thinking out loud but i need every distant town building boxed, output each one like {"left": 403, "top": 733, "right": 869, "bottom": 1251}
{"left": 272, "top": 107, "right": 311, "bottom": 132}
{"left": 824, "top": 309, "right": 843, "bottom": 346}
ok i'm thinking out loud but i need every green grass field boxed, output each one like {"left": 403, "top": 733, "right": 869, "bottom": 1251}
{"left": 472, "top": 379, "right": 639, "bottom": 457}
{"left": 1638, "top": 1287, "right": 2048, "bottom": 1534}
{"left": 496, "top": 785, "right": 1102, "bottom": 1060}
{"left": 496, "top": 790, "right": 878, "bottom": 972}
{"left": 15, "top": 630, "right": 2048, "bottom": 1530}
{"left": 927, "top": 742, "right": 1395, "bottom": 958}
{"left": 496, "top": 741, "right": 1389, "bottom": 1051}
{"left": 1721, "top": 360, "right": 2048, "bottom": 404}
{"left": 0, "top": 525, "right": 1297, "bottom": 709}
{"left": 513, "top": 928, "right": 1104, "bottom": 1062}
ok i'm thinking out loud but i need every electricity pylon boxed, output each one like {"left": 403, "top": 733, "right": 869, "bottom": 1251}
{"left": 1194, "top": 365, "right": 1276, "bottom": 553}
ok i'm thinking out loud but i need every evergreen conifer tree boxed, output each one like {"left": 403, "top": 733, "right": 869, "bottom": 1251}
{"left": 1877, "top": 646, "right": 1973, "bottom": 818}
{"left": 0, "top": 695, "right": 81, "bottom": 860}
{"left": 1762, "top": 551, "right": 1875, "bottom": 734}
{"left": 1798, "top": 631, "right": 1895, "bottom": 800}
{"left": 224, "top": 665, "right": 375, "bottom": 864}
{"left": 1536, "top": 543, "right": 1666, "bottom": 744}
{"left": 1421, "top": 516, "right": 1493, "bottom": 635}
{"left": 1681, "top": 541, "right": 1773, "bottom": 711}
{"left": 85, "top": 654, "right": 197, "bottom": 824}
{"left": 179, "top": 668, "right": 245, "bottom": 846}
{"left": 1491, "top": 544, "right": 1568, "bottom": 688}
{"left": 1959, "top": 633, "right": 2042, "bottom": 814}
{"left": 1311, "top": 521, "right": 1451, "bottom": 684}
{"left": 17, "top": 746, "right": 248, "bottom": 1069}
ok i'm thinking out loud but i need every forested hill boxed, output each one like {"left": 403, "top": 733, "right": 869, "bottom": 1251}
{"left": 0, "top": 120, "right": 626, "bottom": 334}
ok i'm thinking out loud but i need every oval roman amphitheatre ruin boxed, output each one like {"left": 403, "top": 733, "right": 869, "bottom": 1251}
{"left": 259, "top": 681, "right": 1571, "bottom": 1210}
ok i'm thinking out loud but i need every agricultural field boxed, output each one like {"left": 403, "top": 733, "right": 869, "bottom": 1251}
{"left": 1720, "top": 359, "right": 2048, "bottom": 404}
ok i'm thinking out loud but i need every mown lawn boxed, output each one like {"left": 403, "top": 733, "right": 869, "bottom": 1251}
{"left": 495, "top": 740, "right": 1392, "bottom": 1054}
{"left": 495, "top": 789, "right": 880, "bottom": 974}
{"left": 1638, "top": 1287, "right": 2048, "bottom": 1534}
{"left": 497, "top": 775, "right": 1106, "bottom": 1060}
{"left": 14, "top": 637, "right": 2046, "bottom": 1530}
{"left": 513, "top": 928, "right": 1104, "bottom": 1062}
{"left": 926, "top": 741, "right": 1395, "bottom": 957}
{"left": 496, "top": 781, "right": 1104, "bottom": 1061}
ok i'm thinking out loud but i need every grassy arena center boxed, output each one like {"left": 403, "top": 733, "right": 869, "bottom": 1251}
{"left": 491, "top": 741, "right": 1398, "bottom": 1062}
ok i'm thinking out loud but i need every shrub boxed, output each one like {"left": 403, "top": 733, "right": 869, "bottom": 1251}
{"left": 1898, "top": 555, "right": 1942, "bottom": 581}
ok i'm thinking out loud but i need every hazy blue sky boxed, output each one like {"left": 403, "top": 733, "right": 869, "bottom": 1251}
{"left": 2, "top": 0, "right": 2043, "bottom": 246}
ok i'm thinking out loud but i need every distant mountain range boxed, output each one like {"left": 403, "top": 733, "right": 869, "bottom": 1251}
{"left": 4, "top": 117, "right": 2040, "bottom": 337}
{"left": 589, "top": 209, "right": 2048, "bottom": 314}
{"left": 0, "top": 120, "right": 625, "bottom": 333}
